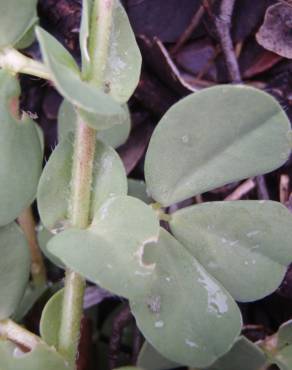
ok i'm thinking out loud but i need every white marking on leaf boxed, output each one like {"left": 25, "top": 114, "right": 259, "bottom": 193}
{"left": 134, "top": 270, "right": 152, "bottom": 277}
{"left": 155, "top": 320, "right": 164, "bottom": 328}
{"left": 196, "top": 263, "right": 228, "bottom": 316}
{"left": 133, "top": 236, "right": 158, "bottom": 270}
{"left": 185, "top": 339, "right": 199, "bottom": 348}
{"left": 247, "top": 230, "right": 260, "bottom": 237}
{"left": 146, "top": 295, "right": 161, "bottom": 313}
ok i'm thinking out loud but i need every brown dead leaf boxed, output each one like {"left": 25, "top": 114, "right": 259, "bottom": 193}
{"left": 256, "top": 2, "right": 292, "bottom": 59}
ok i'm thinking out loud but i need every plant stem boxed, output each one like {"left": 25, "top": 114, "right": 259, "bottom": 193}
{"left": 18, "top": 207, "right": 47, "bottom": 286}
{"left": 69, "top": 120, "right": 97, "bottom": 228}
{"left": 58, "top": 270, "right": 86, "bottom": 363}
{"left": 0, "top": 319, "right": 42, "bottom": 350}
{"left": 58, "top": 121, "right": 96, "bottom": 363}
{"left": 0, "top": 48, "right": 50, "bottom": 80}
{"left": 88, "top": 0, "right": 115, "bottom": 84}
{"left": 58, "top": 0, "right": 115, "bottom": 366}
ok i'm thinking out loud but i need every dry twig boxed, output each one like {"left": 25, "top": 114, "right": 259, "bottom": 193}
{"left": 215, "top": 0, "right": 242, "bottom": 83}
{"left": 224, "top": 178, "right": 256, "bottom": 201}
{"left": 279, "top": 174, "right": 290, "bottom": 204}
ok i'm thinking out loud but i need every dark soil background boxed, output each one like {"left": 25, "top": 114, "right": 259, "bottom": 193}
{"left": 20, "top": 1, "right": 292, "bottom": 369}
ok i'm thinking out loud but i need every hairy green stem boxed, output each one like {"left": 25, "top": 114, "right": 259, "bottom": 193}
{"left": 58, "top": 270, "right": 86, "bottom": 363}
{"left": 69, "top": 120, "right": 97, "bottom": 228}
{"left": 58, "top": 121, "right": 96, "bottom": 363}
{"left": 0, "top": 48, "right": 50, "bottom": 80}
{"left": 0, "top": 319, "right": 42, "bottom": 350}
{"left": 58, "top": 0, "right": 115, "bottom": 366}
{"left": 88, "top": 0, "right": 115, "bottom": 84}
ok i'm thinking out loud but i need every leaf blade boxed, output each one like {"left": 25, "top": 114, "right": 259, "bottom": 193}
{"left": 0, "top": 223, "right": 30, "bottom": 319}
{"left": 37, "top": 134, "right": 127, "bottom": 231}
{"left": 145, "top": 85, "right": 291, "bottom": 206}
{"left": 170, "top": 200, "right": 292, "bottom": 302}
{"left": 48, "top": 196, "right": 160, "bottom": 298}
{"left": 0, "top": 70, "right": 42, "bottom": 226}
{"left": 131, "top": 229, "right": 242, "bottom": 368}
{"left": 0, "top": 0, "right": 37, "bottom": 48}
{"left": 35, "top": 26, "right": 124, "bottom": 125}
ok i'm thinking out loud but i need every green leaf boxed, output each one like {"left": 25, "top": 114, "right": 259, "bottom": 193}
{"left": 40, "top": 289, "right": 63, "bottom": 348}
{"left": 58, "top": 99, "right": 131, "bottom": 148}
{"left": 131, "top": 228, "right": 242, "bottom": 368}
{"left": 138, "top": 341, "right": 178, "bottom": 370}
{"left": 35, "top": 26, "right": 125, "bottom": 127}
{"left": 0, "top": 223, "right": 30, "bottom": 319}
{"left": 80, "top": 0, "right": 91, "bottom": 78}
{"left": 48, "top": 196, "right": 160, "bottom": 298}
{"left": 138, "top": 337, "right": 267, "bottom": 370}
{"left": 128, "top": 179, "right": 152, "bottom": 204}
{"left": 204, "top": 336, "right": 267, "bottom": 370}
{"left": 81, "top": 0, "right": 142, "bottom": 103}
{"left": 13, "top": 283, "right": 47, "bottom": 322}
{"left": 57, "top": 100, "right": 76, "bottom": 141}
{"left": 170, "top": 200, "right": 292, "bottom": 302}
{"left": 274, "top": 345, "right": 292, "bottom": 370}
{"left": 37, "top": 224, "right": 64, "bottom": 268}
{"left": 37, "top": 134, "right": 127, "bottom": 231}
{"left": 0, "top": 70, "right": 42, "bottom": 226}
{"left": 278, "top": 320, "right": 292, "bottom": 348}
{"left": 35, "top": 123, "right": 45, "bottom": 155}
{"left": 14, "top": 21, "right": 37, "bottom": 50}
{"left": 0, "top": 341, "right": 72, "bottom": 370}
{"left": 145, "top": 85, "right": 291, "bottom": 206}
{"left": 0, "top": 0, "right": 37, "bottom": 48}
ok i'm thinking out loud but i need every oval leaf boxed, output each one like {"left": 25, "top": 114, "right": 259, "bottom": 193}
{"left": 48, "top": 196, "right": 160, "bottom": 298}
{"left": 204, "top": 336, "right": 267, "bottom": 370}
{"left": 131, "top": 228, "right": 242, "bottom": 368}
{"left": 0, "top": 0, "right": 37, "bottom": 48}
{"left": 138, "top": 341, "right": 178, "bottom": 370}
{"left": 138, "top": 337, "right": 267, "bottom": 370}
{"left": 128, "top": 179, "right": 152, "bottom": 204}
{"left": 278, "top": 320, "right": 292, "bottom": 348}
{"left": 40, "top": 289, "right": 63, "bottom": 348}
{"left": 58, "top": 99, "right": 131, "bottom": 148}
{"left": 0, "top": 223, "right": 30, "bottom": 319}
{"left": 37, "top": 224, "right": 64, "bottom": 268}
{"left": 37, "top": 134, "right": 127, "bottom": 231}
{"left": 13, "top": 283, "right": 47, "bottom": 322}
{"left": 0, "top": 70, "right": 42, "bottom": 226}
{"left": 170, "top": 201, "right": 292, "bottom": 302}
{"left": 274, "top": 345, "right": 292, "bottom": 370}
{"left": 14, "top": 21, "right": 37, "bottom": 50}
{"left": 0, "top": 341, "right": 72, "bottom": 370}
{"left": 35, "top": 26, "right": 125, "bottom": 128}
{"left": 145, "top": 85, "right": 291, "bottom": 206}
{"left": 81, "top": 0, "right": 142, "bottom": 103}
